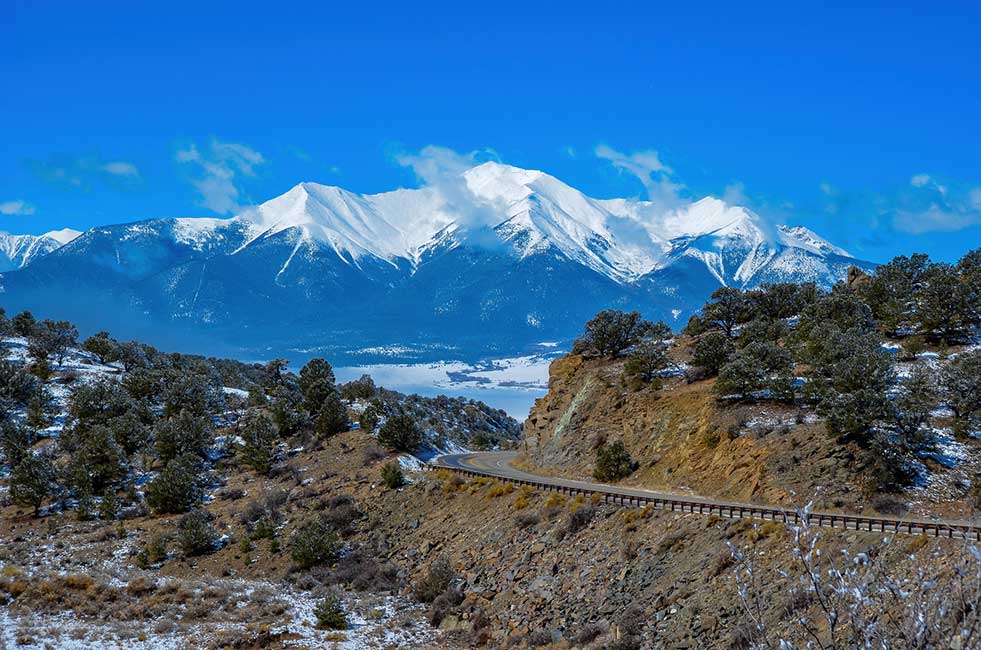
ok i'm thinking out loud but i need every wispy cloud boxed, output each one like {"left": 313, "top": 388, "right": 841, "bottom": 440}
{"left": 101, "top": 161, "right": 140, "bottom": 177}
{"left": 176, "top": 139, "right": 265, "bottom": 215}
{"left": 0, "top": 200, "right": 36, "bottom": 216}
{"left": 394, "top": 145, "right": 504, "bottom": 239}
{"left": 594, "top": 145, "right": 685, "bottom": 210}
{"left": 26, "top": 155, "right": 140, "bottom": 188}
{"left": 891, "top": 173, "right": 981, "bottom": 234}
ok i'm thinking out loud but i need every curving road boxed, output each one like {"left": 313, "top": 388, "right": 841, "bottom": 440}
{"left": 431, "top": 451, "right": 981, "bottom": 541}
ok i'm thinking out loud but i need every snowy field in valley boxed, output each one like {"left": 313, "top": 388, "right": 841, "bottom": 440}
{"left": 335, "top": 350, "right": 561, "bottom": 420}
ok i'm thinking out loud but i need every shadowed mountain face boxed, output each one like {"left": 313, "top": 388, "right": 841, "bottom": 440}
{"left": 0, "top": 163, "right": 873, "bottom": 363}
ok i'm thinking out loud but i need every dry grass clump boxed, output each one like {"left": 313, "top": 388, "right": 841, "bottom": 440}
{"left": 486, "top": 481, "right": 514, "bottom": 498}
{"left": 513, "top": 486, "right": 535, "bottom": 510}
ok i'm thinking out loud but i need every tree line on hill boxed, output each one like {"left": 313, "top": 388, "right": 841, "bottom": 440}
{"left": 0, "top": 309, "right": 515, "bottom": 519}
{"left": 574, "top": 247, "right": 981, "bottom": 492}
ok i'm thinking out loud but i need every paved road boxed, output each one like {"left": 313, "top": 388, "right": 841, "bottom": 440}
{"left": 431, "top": 450, "right": 981, "bottom": 540}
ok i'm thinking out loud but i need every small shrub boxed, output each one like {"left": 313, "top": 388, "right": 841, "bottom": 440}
{"left": 177, "top": 510, "right": 217, "bottom": 557}
{"left": 486, "top": 482, "right": 514, "bottom": 498}
{"left": 414, "top": 555, "right": 456, "bottom": 604}
{"left": 314, "top": 593, "right": 348, "bottom": 630}
{"left": 514, "top": 511, "right": 540, "bottom": 529}
{"left": 381, "top": 461, "right": 404, "bottom": 489}
{"left": 136, "top": 534, "right": 168, "bottom": 568}
{"left": 564, "top": 505, "right": 596, "bottom": 537}
{"left": 291, "top": 520, "right": 339, "bottom": 569}
{"left": 513, "top": 486, "right": 534, "bottom": 510}
{"left": 593, "top": 440, "right": 636, "bottom": 482}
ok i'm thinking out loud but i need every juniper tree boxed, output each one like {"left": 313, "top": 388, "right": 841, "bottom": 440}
{"left": 11, "top": 310, "right": 36, "bottom": 337}
{"left": 378, "top": 412, "right": 423, "bottom": 451}
{"left": 593, "top": 440, "right": 636, "bottom": 482}
{"left": 916, "top": 262, "right": 976, "bottom": 344}
{"left": 27, "top": 319, "right": 78, "bottom": 366}
{"left": 239, "top": 412, "right": 277, "bottom": 475}
{"left": 359, "top": 404, "right": 380, "bottom": 433}
{"left": 154, "top": 410, "right": 214, "bottom": 464}
{"left": 10, "top": 453, "right": 55, "bottom": 517}
{"left": 691, "top": 331, "right": 736, "bottom": 376}
{"left": 889, "top": 362, "right": 938, "bottom": 453}
{"left": 702, "top": 287, "right": 749, "bottom": 337}
{"left": 715, "top": 341, "right": 794, "bottom": 401}
{"left": 315, "top": 390, "right": 349, "bottom": 440}
{"left": 940, "top": 350, "right": 981, "bottom": 437}
{"left": 623, "top": 321, "right": 673, "bottom": 384}
{"left": 575, "top": 310, "right": 655, "bottom": 358}
{"left": 82, "top": 331, "right": 119, "bottom": 364}
{"left": 299, "top": 358, "right": 336, "bottom": 413}
{"left": 805, "top": 330, "right": 894, "bottom": 443}
{"left": 145, "top": 454, "right": 204, "bottom": 514}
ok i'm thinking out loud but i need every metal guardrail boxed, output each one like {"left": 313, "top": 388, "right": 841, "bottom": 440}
{"left": 430, "top": 464, "right": 981, "bottom": 541}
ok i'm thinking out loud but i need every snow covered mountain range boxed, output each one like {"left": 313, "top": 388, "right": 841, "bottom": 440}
{"left": 0, "top": 162, "right": 872, "bottom": 362}
{"left": 0, "top": 228, "right": 80, "bottom": 272}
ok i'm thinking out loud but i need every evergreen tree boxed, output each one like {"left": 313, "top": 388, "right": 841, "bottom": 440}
{"left": 27, "top": 319, "right": 78, "bottom": 365}
{"left": 82, "top": 331, "right": 119, "bottom": 364}
{"left": 381, "top": 461, "right": 405, "bottom": 489}
{"left": 593, "top": 440, "right": 636, "bottom": 482}
{"left": 154, "top": 410, "right": 214, "bottom": 464}
{"left": 715, "top": 341, "right": 794, "bottom": 401}
{"left": 299, "top": 358, "right": 336, "bottom": 413}
{"left": 10, "top": 453, "right": 55, "bottom": 517}
{"left": 11, "top": 310, "right": 36, "bottom": 337}
{"left": 805, "top": 331, "right": 894, "bottom": 442}
{"left": 145, "top": 454, "right": 204, "bottom": 514}
{"left": 940, "top": 350, "right": 981, "bottom": 437}
{"left": 916, "top": 262, "right": 975, "bottom": 343}
{"left": 889, "top": 363, "right": 937, "bottom": 453}
{"left": 623, "top": 321, "right": 673, "bottom": 383}
{"left": 239, "top": 412, "right": 277, "bottom": 475}
{"left": 378, "top": 413, "right": 423, "bottom": 451}
{"left": 359, "top": 404, "right": 380, "bottom": 433}
{"left": 315, "top": 390, "right": 349, "bottom": 439}
{"left": 574, "top": 310, "right": 655, "bottom": 358}
{"left": 702, "top": 287, "right": 748, "bottom": 337}
{"left": 268, "top": 382, "right": 306, "bottom": 435}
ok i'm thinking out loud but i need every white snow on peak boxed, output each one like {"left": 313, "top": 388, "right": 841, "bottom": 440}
{"left": 22, "top": 162, "right": 854, "bottom": 286}
{"left": 218, "top": 162, "right": 855, "bottom": 284}
{"left": 0, "top": 229, "right": 83, "bottom": 271}
{"left": 42, "top": 228, "right": 82, "bottom": 245}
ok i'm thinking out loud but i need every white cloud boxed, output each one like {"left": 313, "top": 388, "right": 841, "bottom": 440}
{"left": 970, "top": 188, "right": 981, "bottom": 211}
{"left": 176, "top": 139, "right": 265, "bottom": 215}
{"left": 910, "top": 173, "right": 931, "bottom": 188}
{"left": 27, "top": 155, "right": 141, "bottom": 188}
{"left": 893, "top": 204, "right": 980, "bottom": 234}
{"left": 394, "top": 145, "right": 504, "bottom": 239}
{"left": 0, "top": 200, "right": 36, "bottom": 216}
{"left": 594, "top": 145, "right": 685, "bottom": 209}
{"left": 892, "top": 176, "right": 981, "bottom": 234}
{"left": 722, "top": 181, "right": 748, "bottom": 206}
{"left": 101, "top": 161, "right": 140, "bottom": 177}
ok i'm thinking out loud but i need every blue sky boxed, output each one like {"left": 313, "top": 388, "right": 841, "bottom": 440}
{"left": 2, "top": 1, "right": 980, "bottom": 262}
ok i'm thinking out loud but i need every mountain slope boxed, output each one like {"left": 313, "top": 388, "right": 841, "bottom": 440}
{"left": 0, "top": 229, "right": 81, "bottom": 272}
{"left": 0, "top": 163, "right": 874, "bottom": 361}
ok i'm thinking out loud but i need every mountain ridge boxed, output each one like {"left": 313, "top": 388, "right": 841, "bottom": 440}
{"left": 0, "top": 163, "right": 873, "bottom": 361}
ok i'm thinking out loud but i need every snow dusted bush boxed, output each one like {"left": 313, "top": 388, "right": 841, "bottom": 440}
{"left": 727, "top": 502, "right": 981, "bottom": 648}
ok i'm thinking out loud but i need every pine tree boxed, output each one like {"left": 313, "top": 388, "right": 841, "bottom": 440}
{"left": 239, "top": 412, "right": 277, "bottom": 475}
{"left": 10, "top": 453, "right": 55, "bottom": 517}
{"left": 593, "top": 440, "right": 635, "bottom": 482}
{"left": 299, "top": 358, "right": 336, "bottom": 414}
{"left": 315, "top": 391, "right": 349, "bottom": 440}
{"left": 378, "top": 413, "right": 423, "bottom": 451}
